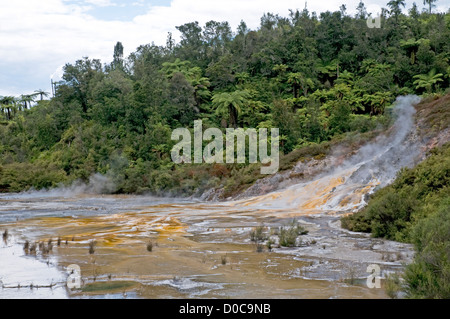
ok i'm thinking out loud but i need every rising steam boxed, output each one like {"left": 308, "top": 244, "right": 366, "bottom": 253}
{"left": 23, "top": 173, "right": 117, "bottom": 197}
{"left": 344, "top": 95, "right": 422, "bottom": 187}
{"left": 234, "top": 95, "right": 424, "bottom": 212}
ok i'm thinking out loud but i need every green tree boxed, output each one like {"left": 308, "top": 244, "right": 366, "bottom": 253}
{"left": 62, "top": 57, "right": 104, "bottom": 113}
{"left": 0, "top": 96, "right": 15, "bottom": 120}
{"left": 355, "top": 1, "right": 367, "bottom": 19}
{"left": 423, "top": 0, "right": 437, "bottom": 14}
{"left": 287, "top": 73, "right": 314, "bottom": 99}
{"left": 20, "top": 94, "right": 35, "bottom": 110}
{"left": 112, "top": 41, "right": 125, "bottom": 71}
{"left": 175, "top": 21, "right": 205, "bottom": 62}
{"left": 203, "top": 20, "right": 232, "bottom": 63}
{"left": 33, "top": 89, "right": 50, "bottom": 101}
{"left": 413, "top": 69, "right": 444, "bottom": 93}
{"left": 160, "top": 58, "right": 192, "bottom": 78}
{"left": 271, "top": 99, "right": 299, "bottom": 152}
{"left": 205, "top": 53, "right": 236, "bottom": 89}
{"left": 212, "top": 90, "right": 251, "bottom": 128}
{"left": 168, "top": 72, "right": 198, "bottom": 126}
{"left": 317, "top": 60, "right": 340, "bottom": 86}
{"left": 362, "top": 91, "right": 393, "bottom": 115}
{"left": 161, "top": 59, "right": 211, "bottom": 106}
{"left": 387, "top": 0, "right": 406, "bottom": 23}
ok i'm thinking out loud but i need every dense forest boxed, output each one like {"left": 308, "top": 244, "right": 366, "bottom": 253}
{"left": 0, "top": 1, "right": 449, "bottom": 299}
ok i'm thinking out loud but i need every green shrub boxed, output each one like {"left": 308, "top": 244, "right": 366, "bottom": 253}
{"left": 278, "top": 220, "right": 308, "bottom": 247}
{"left": 250, "top": 225, "right": 265, "bottom": 243}
{"left": 404, "top": 199, "right": 450, "bottom": 299}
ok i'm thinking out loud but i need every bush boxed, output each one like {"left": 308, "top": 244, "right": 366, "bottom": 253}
{"left": 0, "top": 162, "right": 67, "bottom": 192}
{"left": 385, "top": 272, "right": 403, "bottom": 299}
{"left": 89, "top": 240, "right": 96, "bottom": 255}
{"left": 403, "top": 199, "right": 450, "bottom": 299}
{"left": 278, "top": 220, "right": 308, "bottom": 247}
{"left": 250, "top": 225, "right": 265, "bottom": 243}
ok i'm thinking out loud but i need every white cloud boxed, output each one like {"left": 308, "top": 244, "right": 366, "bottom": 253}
{"left": 84, "top": 0, "right": 116, "bottom": 6}
{"left": 0, "top": 0, "right": 448, "bottom": 96}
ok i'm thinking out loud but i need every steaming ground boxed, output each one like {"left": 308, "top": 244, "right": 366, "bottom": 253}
{"left": 234, "top": 95, "right": 423, "bottom": 212}
{"left": 22, "top": 173, "right": 118, "bottom": 197}
{"left": 345, "top": 95, "right": 422, "bottom": 188}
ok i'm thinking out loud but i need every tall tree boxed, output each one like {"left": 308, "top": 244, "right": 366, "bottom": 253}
{"left": 423, "top": 0, "right": 437, "bottom": 14}
{"left": 176, "top": 21, "right": 204, "bottom": 62}
{"left": 287, "top": 73, "right": 314, "bottom": 99}
{"left": 0, "top": 96, "right": 15, "bottom": 120}
{"left": 203, "top": 20, "right": 232, "bottom": 63}
{"left": 409, "top": 2, "right": 420, "bottom": 18}
{"left": 112, "top": 41, "right": 124, "bottom": 71}
{"left": 20, "top": 94, "right": 35, "bottom": 110}
{"left": 168, "top": 72, "right": 198, "bottom": 126}
{"left": 34, "top": 89, "right": 50, "bottom": 101}
{"left": 212, "top": 90, "right": 251, "bottom": 128}
{"left": 387, "top": 0, "right": 406, "bottom": 23}
{"left": 62, "top": 57, "right": 103, "bottom": 113}
{"left": 356, "top": 1, "right": 367, "bottom": 19}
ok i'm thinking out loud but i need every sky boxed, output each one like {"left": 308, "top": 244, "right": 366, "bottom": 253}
{"left": 0, "top": 0, "right": 449, "bottom": 97}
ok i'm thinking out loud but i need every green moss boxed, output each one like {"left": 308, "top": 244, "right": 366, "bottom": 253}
{"left": 81, "top": 281, "right": 137, "bottom": 293}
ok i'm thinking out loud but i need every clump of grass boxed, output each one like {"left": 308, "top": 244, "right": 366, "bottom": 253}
{"left": 278, "top": 220, "right": 308, "bottom": 247}
{"left": 250, "top": 225, "right": 265, "bottom": 243}
{"left": 250, "top": 224, "right": 267, "bottom": 252}
{"left": 29, "top": 242, "right": 37, "bottom": 255}
{"left": 146, "top": 240, "right": 154, "bottom": 252}
{"left": 385, "top": 273, "right": 403, "bottom": 299}
{"left": 266, "top": 239, "right": 275, "bottom": 252}
{"left": 47, "top": 239, "right": 53, "bottom": 252}
{"left": 345, "top": 265, "right": 358, "bottom": 285}
{"left": 88, "top": 240, "right": 96, "bottom": 255}
{"left": 41, "top": 243, "right": 50, "bottom": 255}
{"left": 221, "top": 255, "right": 227, "bottom": 265}
{"left": 23, "top": 240, "right": 30, "bottom": 253}
{"left": 81, "top": 281, "right": 136, "bottom": 293}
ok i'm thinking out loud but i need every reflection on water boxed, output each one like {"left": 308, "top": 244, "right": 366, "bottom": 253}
{"left": 0, "top": 235, "right": 68, "bottom": 299}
